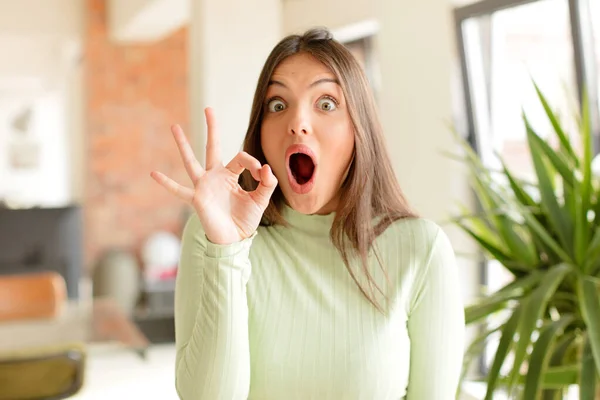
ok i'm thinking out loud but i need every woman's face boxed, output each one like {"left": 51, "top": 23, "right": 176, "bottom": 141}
{"left": 261, "top": 53, "right": 355, "bottom": 215}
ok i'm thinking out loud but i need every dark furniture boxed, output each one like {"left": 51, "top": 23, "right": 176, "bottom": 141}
{"left": 0, "top": 206, "right": 83, "bottom": 299}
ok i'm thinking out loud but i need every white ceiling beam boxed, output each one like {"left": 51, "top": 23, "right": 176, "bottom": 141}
{"left": 108, "top": 0, "right": 189, "bottom": 43}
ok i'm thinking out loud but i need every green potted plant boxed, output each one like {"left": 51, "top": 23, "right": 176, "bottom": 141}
{"left": 452, "top": 83, "right": 600, "bottom": 399}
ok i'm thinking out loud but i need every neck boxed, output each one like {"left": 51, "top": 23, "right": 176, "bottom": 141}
{"left": 280, "top": 203, "right": 336, "bottom": 236}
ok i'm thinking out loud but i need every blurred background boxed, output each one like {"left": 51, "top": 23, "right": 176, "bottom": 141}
{"left": 0, "top": 0, "right": 598, "bottom": 399}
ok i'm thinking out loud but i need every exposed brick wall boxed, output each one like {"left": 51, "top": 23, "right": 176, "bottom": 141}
{"left": 84, "top": 0, "right": 190, "bottom": 271}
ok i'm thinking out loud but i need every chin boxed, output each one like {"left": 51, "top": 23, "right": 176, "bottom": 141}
{"left": 286, "top": 196, "right": 322, "bottom": 215}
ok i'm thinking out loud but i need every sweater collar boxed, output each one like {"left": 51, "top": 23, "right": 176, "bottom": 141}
{"left": 280, "top": 204, "right": 336, "bottom": 236}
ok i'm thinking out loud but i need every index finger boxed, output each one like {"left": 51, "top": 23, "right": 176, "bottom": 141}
{"left": 225, "top": 151, "right": 262, "bottom": 181}
{"left": 172, "top": 124, "right": 204, "bottom": 182}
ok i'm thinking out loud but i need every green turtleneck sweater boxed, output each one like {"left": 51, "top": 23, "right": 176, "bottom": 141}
{"left": 174, "top": 206, "right": 465, "bottom": 400}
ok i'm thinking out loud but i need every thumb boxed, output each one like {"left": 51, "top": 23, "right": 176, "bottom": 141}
{"left": 252, "top": 165, "right": 278, "bottom": 207}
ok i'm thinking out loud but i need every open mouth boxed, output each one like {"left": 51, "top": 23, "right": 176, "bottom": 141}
{"left": 286, "top": 144, "right": 317, "bottom": 194}
{"left": 290, "top": 153, "right": 315, "bottom": 185}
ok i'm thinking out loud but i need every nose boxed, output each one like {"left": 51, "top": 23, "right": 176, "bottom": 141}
{"left": 288, "top": 106, "right": 311, "bottom": 136}
{"left": 290, "top": 126, "right": 308, "bottom": 135}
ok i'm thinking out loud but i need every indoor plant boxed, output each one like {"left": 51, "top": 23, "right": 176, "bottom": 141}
{"left": 452, "top": 83, "right": 600, "bottom": 399}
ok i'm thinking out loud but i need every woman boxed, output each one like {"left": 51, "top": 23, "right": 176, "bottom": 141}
{"left": 151, "top": 28, "right": 465, "bottom": 400}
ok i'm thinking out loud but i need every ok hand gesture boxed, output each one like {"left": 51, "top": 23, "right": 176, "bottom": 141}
{"left": 151, "top": 108, "right": 278, "bottom": 245}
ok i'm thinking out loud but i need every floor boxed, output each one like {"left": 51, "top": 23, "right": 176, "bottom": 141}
{"left": 68, "top": 345, "right": 580, "bottom": 400}
{"left": 70, "top": 344, "right": 486, "bottom": 400}
{"left": 71, "top": 344, "right": 178, "bottom": 400}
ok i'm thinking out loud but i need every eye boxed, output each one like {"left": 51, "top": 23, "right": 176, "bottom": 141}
{"left": 266, "top": 98, "right": 286, "bottom": 113}
{"left": 317, "top": 96, "right": 337, "bottom": 112}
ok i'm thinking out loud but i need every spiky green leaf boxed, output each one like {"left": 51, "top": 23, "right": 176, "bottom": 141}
{"left": 508, "top": 264, "right": 573, "bottom": 391}
{"left": 578, "top": 278, "right": 600, "bottom": 375}
{"left": 532, "top": 80, "right": 578, "bottom": 167}
{"left": 485, "top": 306, "right": 522, "bottom": 400}
{"left": 524, "top": 115, "right": 573, "bottom": 254}
{"left": 580, "top": 336, "right": 597, "bottom": 400}
{"left": 523, "top": 316, "right": 575, "bottom": 399}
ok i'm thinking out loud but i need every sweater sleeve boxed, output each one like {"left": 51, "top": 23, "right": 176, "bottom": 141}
{"left": 174, "top": 214, "right": 254, "bottom": 400}
{"left": 405, "top": 225, "right": 465, "bottom": 399}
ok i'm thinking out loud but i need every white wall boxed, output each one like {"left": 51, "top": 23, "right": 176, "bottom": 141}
{"left": 0, "top": 118, "right": 8, "bottom": 201}
{"left": 190, "top": 0, "right": 283, "bottom": 164}
{"left": 65, "top": 59, "right": 86, "bottom": 204}
{"left": 1, "top": 92, "right": 70, "bottom": 207}
{"left": 376, "top": 2, "right": 462, "bottom": 221}
{"left": 0, "top": 0, "right": 85, "bottom": 207}
{"left": 283, "top": 0, "right": 374, "bottom": 35}
{"left": 375, "top": 0, "right": 479, "bottom": 300}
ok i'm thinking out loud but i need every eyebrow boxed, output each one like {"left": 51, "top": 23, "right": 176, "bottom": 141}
{"left": 268, "top": 78, "right": 340, "bottom": 89}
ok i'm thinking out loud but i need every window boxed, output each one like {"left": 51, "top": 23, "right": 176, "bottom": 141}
{"left": 462, "top": 0, "right": 577, "bottom": 182}
{"left": 455, "top": 0, "right": 600, "bottom": 378}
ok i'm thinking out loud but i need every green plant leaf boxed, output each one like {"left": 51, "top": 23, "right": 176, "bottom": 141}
{"left": 579, "top": 90, "right": 593, "bottom": 257}
{"left": 452, "top": 126, "right": 540, "bottom": 268}
{"left": 542, "top": 331, "right": 579, "bottom": 400}
{"left": 465, "top": 297, "right": 518, "bottom": 324}
{"left": 453, "top": 209, "right": 505, "bottom": 250}
{"left": 467, "top": 169, "right": 499, "bottom": 223}
{"left": 524, "top": 124, "right": 575, "bottom": 189}
{"left": 572, "top": 177, "right": 589, "bottom": 266}
{"left": 564, "top": 177, "right": 576, "bottom": 222}
{"left": 525, "top": 115, "right": 573, "bottom": 254}
{"left": 580, "top": 335, "right": 597, "bottom": 400}
{"left": 497, "top": 215, "right": 539, "bottom": 268}
{"left": 523, "top": 315, "right": 575, "bottom": 399}
{"left": 532, "top": 80, "right": 578, "bottom": 167}
{"left": 578, "top": 277, "right": 600, "bottom": 375}
{"left": 593, "top": 196, "right": 600, "bottom": 235}
{"left": 549, "top": 332, "right": 578, "bottom": 367}
{"left": 492, "top": 271, "right": 544, "bottom": 299}
{"left": 457, "top": 325, "right": 503, "bottom": 399}
{"left": 542, "top": 364, "right": 580, "bottom": 387}
{"left": 518, "top": 206, "right": 574, "bottom": 264}
{"left": 485, "top": 305, "right": 522, "bottom": 400}
{"left": 455, "top": 219, "right": 532, "bottom": 276}
{"left": 541, "top": 388, "right": 565, "bottom": 400}
{"left": 497, "top": 364, "right": 580, "bottom": 388}
{"left": 583, "top": 226, "right": 600, "bottom": 274}
{"left": 528, "top": 217, "right": 562, "bottom": 268}
{"left": 499, "top": 156, "right": 537, "bottom": 208}
{"left": 455, "top": 221, "right": 511, "bottom": 265}
{"left": 465, "top": 272, "right": 544, "bottom": 325}
{"left": 508, "top": 263, "right": 573, "bottom": 392}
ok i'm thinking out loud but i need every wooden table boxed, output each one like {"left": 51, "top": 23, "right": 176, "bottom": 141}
{"left": 90, "top": 298, "right": 150, "bottom": 358}
{"left": 0, "top": 297, "right": 150, "bottom": 358}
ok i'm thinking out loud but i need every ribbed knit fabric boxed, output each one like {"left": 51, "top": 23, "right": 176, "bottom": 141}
{"left": 174, "top": 205, "right": 465, "bottom": 400}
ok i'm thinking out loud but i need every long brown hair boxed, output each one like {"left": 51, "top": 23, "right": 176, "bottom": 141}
{"left": 240, "top": 27, "right": 418, "bottom": 313}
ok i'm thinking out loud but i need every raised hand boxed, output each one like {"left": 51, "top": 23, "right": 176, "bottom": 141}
{"left": 151, "top": 107, "right": 278, "bottom": 245}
